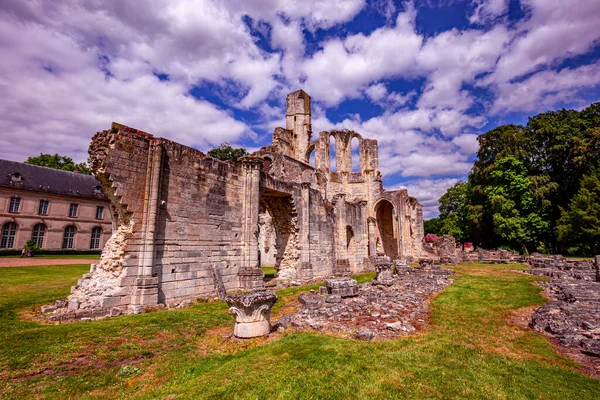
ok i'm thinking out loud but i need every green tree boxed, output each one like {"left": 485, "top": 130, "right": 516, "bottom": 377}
{"left": 207, "top": 143, "right": 248, "bottom": 162}
{"left": 25, "top": 153, "right": 90, "bottom": 174}
{"left": 24, "top": 239, "right": 40, "bottom": 252}
{"left": 557, "top": 168, "right": 600, "bottom": 254}
{"left": 485, "top": 157, "right": 549, "bottom": 255}
{"left": 438, "top": 181, "right": 470, "bottom": 242}
{"left": 424, "top": 218, "right": 442, "bottom": 235}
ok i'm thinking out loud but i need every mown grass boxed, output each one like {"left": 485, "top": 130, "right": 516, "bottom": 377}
{"left": 1, "top": 263, "right": 599, "bottom": 399}
{"left": 260, "top": 266, "right": 277, "bottom": 278}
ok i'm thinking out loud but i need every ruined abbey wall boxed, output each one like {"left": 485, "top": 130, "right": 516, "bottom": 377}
{"left": 59, "top": 90, "right": 427, "bottom": 319}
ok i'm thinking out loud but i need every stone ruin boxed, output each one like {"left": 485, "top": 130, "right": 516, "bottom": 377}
{"left": 47, "top": 90, "right": 428, "bottom": 320}
{"left": 420, "top": 233, "right": 525, "bottom": 265}
{"left": 527, "top": 254, "right": 600, "bottom": 367}
{"left": 225, "top": 291, "right": 278, "bottom": 338}
{"left": 290, "top": 259, "right": 454, "bottom": 340}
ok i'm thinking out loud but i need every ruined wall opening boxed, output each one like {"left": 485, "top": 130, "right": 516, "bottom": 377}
{"left": 351, "top": 136, "right": 360, "bottom": 172}
{"left": 308, "top": 148, "right": 315, "bottom": 167}
{"left": 259, "top": 188, "right": 299, "bottom": 281}
{"left": 346, "top": 225, "right": 357, "bottom": 271}
{"left": 329, "top": 135, "right": 336, "bottom": 172}
{"left": 375, "top": 200, "right": 398, "bottom": 258}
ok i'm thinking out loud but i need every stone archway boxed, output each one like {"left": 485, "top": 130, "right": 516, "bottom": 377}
{"left": 259, "top": 188, "right": 299, "bottom": 281}
{"left": 375, "top": 199, "right": 398, "bottom": 259}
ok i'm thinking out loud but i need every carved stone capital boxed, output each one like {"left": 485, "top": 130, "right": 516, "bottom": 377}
{"left": 239, "top": 155, "right": 264, "bottom": 170}
{"left": 225, "top": 291, "right": 277, "bottom": 338}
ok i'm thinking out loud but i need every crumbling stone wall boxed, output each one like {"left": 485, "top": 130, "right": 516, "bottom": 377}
{"left": 53, "top": 90, "right": 428, "bottom": 319}
{"left": 258, "top": 212, "right": 276, "bottom": 266}
{"left": 260, "top": 194, "right": 299, "bottom": 281}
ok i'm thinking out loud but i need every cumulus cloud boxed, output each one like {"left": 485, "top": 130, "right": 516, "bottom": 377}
{"left": 490, "top": 0, "right": 600, "bottom": 84}
{"left": 468, "top": 0, "right": 509, "bottom": 24}
{"left": 1, "top": 0, "right": 600, "bottom": 217}
{"left": 0, "top": 10, "right": 250, "bottom": 162}
{"left": 390, "top": 178, "right": 461, "bottom": 218}
{"left": 492, "top": 63, "right": 600, "bottom": 113}
{"left": 301, "top": 3, "right": 422, "bottom": 106}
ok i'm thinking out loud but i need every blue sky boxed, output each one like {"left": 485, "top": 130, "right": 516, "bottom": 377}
{"left": 1, "top": 0, "right": 599, "bottom": 217}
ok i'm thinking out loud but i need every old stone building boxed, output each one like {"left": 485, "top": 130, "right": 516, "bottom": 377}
{"left": 0, "top": 159, "right": 112, "bottom": 251}
{"left": 61, "top": 90, "right": 425, "bottom": 318}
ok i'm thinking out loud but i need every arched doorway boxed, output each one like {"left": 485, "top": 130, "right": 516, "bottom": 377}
{"left": 258, "top": 188, "right": 299, "bottom": 281}
{"left": 375, "top": 200, "right": 398, "bottom": 258}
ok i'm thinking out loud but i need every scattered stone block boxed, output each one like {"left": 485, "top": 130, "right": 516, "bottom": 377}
{"left": 324, "top": 277, "right": 359, "bottom": 298}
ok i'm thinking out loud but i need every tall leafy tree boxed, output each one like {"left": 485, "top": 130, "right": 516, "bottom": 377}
{"left": 424, "top": 218, "right": 442, "bottom": 235}
{"left": 207, "top": 143, "right": 248, "bottom": 162}
{"left": 557, "top": 168, "right": 600, "bottom": 254}
{"left": 438, "top": 181, "right": 470, "bottom": 242}
{"left": 25, "top": 153, "right": 90, "bottom": 174}
{"left": 485, "top": 157, "right": 549, "bottom": 254}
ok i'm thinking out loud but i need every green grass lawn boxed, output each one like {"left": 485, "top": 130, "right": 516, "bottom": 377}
{"left": 1, "top": 263, "right": 599, "bottom": 399}
{"left": 261, "top": 266, "right": 277, "bottom": 278}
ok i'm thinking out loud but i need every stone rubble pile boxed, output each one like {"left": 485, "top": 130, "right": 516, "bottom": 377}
{"left": 288, "top": 260, "right": 454, "bottom": 340}
{"left": 528, "top": 255, "right": 600, "bottom": 364}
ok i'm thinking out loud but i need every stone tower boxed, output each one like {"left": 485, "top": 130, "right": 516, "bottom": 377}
{"left": 286, "top": 89, "right": 312, "bottom": 163}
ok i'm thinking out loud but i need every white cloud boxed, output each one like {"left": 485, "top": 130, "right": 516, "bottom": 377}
{"left": 469, "top": 0, "right": 509, "bottom": 24}
{"left": 417, "top": 26, "right": 511, "bottom": 111}
{"left": 390, "top": 178, "right": 460, "bottom": 218}
{"left": 301, "top": 3, "right": 422, "bottom": 106}
{"left": 0, "top": 14, "right": 249, "bottom": 163}
{"left": 492, "top": 63, "right": 600, "bottom": 113}
{"left": 490, "top": 0, "right": 600, "bottom": 84}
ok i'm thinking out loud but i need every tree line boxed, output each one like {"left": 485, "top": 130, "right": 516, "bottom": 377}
{"left": 425, "top": 102, "right": 600, "bottom": 256}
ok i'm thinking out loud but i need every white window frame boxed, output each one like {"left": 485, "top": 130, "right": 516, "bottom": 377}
{"left": 90, "top": 227, "right": 102, "bottom": 249}
{"left": 31, "top": 224, "right": 46, "bottom": 248}
{"left": 68, "top": 203, "right": 78, "bottom": 218}
{"left": 38, "top": 200, "right": 49, "bottom": 215}
{"left": 1, "top": 222, "right": 17, "bottom": 249}
{"left": 9, "top": 197, "right": 21, "bottom": 213}
{"left": 62, "top": 226, "right": 76, "bottom": 249}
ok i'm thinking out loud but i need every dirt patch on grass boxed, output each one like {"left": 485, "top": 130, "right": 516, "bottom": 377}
{"left": 0, "top": 259, "right": 95, "bottom": 267}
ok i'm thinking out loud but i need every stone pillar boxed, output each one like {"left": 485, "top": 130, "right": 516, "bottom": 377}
{"left": 357, "top": 201, "right": 369, "bottom": 271}
{"left": 333, "top": 194, "right": 350, "bottom": 275}
{"left": 239, "top": 156, "right": 265, "bottom": 289}
{"left": 299, "top": 182, "right": 313, "bottom": 281}
{"left": 129, "top": 139, "right": 162, "bottom": 312}
{"left": 367, "top": 217, "right": 377, "bottom": 264}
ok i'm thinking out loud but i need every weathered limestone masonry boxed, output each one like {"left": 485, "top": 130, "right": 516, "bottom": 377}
{"left": 52, "top": 89, "right": 426, "bottom": 319}
{"left": 527, "top": 254, "right": 600, "bottom": 367}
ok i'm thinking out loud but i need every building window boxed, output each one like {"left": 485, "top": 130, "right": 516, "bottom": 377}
{"left": 38, "top": 200, "right": 49, "bottom": 215}
{"left": 32, "top": 224, "right": 46, "bottom": 248}
{"left": 62, "top": 225, "right": 76, "bottom": 249}
{"left": 95, "top": 206, "right": 104, "bottom": 220}
{"left": 90, "top": 227, "right": 102, "bottom": 249}
{"left": 1, "top": 222, "right": 17, "bottom": 249}
{"left": 68, "top": 203, "right": 78, "bottom": 217}
{"left": 9, "top": 197, "right": 21, "bottom": 213}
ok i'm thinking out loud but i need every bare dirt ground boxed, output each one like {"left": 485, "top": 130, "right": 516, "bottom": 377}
{"left": 0, "top": 258, "right": 95, "bottom": 267}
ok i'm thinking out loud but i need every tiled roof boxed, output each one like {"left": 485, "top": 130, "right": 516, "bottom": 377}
{"left": 0, "top": 158, "right": 108, "bottom": 200}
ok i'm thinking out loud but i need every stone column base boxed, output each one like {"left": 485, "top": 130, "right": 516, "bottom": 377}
{"left": 298, "top": 262, "right": 313, "bottom": 282}
{"left": 334, "top": 259, "right": 351, "bottom": 276}
{"left": 238, "top": 268, "right": 265, "bottom": 289}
